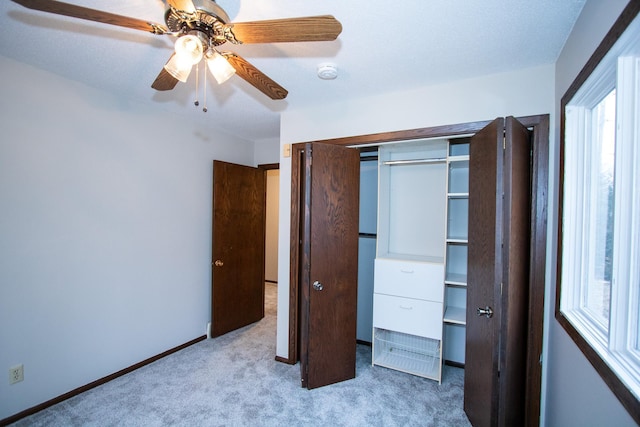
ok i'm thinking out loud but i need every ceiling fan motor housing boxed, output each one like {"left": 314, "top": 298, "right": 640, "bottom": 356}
{"left": 165, "top": 0, "right": 231, "bottom": 46}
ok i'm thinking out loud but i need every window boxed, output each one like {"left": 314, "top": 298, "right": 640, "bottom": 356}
{"left": 558, "top": 4, "right": 640, "bottom": 421}
{"left": 563, "top": 89, "right": 616, "bottom": 336}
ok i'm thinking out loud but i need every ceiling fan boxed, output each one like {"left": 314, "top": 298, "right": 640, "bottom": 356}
{"left": 10, "top": 0, "right": 343, "bottom": 100}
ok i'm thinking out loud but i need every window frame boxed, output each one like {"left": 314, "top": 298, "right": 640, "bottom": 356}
{"left": 556, "top": 1, "right": 640, "bottom": 423}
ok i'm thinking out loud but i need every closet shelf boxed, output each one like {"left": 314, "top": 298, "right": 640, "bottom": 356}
{"left": 377, "top": 253, "right": 445, "bottom": 264}
{"left": 444, "top": 273, "right": 467, "bottom": 286}
{"left": 446, "top": 238, "right": 468, "bottom": 244}
{"left": 446, "top": 237, "right": 469, "bottom": 245}
{"left": 445, "top": 273, "right": 467, "bottom": 286}
{"left": 373, "top": 350, "right": 440, "bottom": 379}
{"left": 373, "top": 328, "right": 441, "bottom": 380}
{"left": 444, "top": 306, "right": 467, "bottom": 325}
{"left": 447, "top": 192, "right": 469, "bottom": 199}
{"left": 383, "top": 158, "right": 447, "bottom": 166}
{"left": 448, "top": 155, "right": 470, "bottom": 162}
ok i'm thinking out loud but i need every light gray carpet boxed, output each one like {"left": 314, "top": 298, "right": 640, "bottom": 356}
{"left": 13, "top": 283, "right": 470, "bottom": 426}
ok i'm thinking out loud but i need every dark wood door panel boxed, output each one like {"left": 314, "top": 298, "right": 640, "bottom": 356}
{"left": 465, "top": 117, "right": 532, "bottom": 427}
{"left": 498, "top": 117, "right": 532, "bottom": 426}
{"left": 465, "top": 118, "right": 503, "bottom": 427}
{"left": 212, "top": 160, "right": 266, "bottom": 337}
{"left": 301, "top": 142, "right": 360, "bottom": 389}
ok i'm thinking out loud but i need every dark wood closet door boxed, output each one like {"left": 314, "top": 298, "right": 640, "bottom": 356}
{"left": 211, "top": 160, "right": 266, "bottom": 337}
{"left": 464, "top": 117, "right": 532, "bottom": 427}
{"left": 465, "top": 118, "right": 503, "bottom": 427}
{"left": 498, "top": 116, "right": 532, "bottom": 426}
{"left": 300, "top": 142, "right": 360, "bottom": 389}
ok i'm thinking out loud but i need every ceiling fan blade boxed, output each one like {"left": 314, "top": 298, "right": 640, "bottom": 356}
{"left": 166, "top": 0, "right": 195, "bottom": 13}
{"left": 151, "top": 54, "right": 180, "bottom": 91}
{"left": 11, "top": 0, "right": 168, "bottom": 34}
{"left": 228, "top": 15, "right": 342, "bottom": 44}
{"left": 223, "top": 53, "right": 288, "bottom": 100}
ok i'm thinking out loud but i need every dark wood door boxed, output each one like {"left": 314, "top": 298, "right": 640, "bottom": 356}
{"left": 465, "top": 117, "right": 531, "bottom": 426}
{"left": 300, "top": 142, "right": 360, "bottom": 389}
{"left": 211, "top": 160, "right": 266, "bottom": 337}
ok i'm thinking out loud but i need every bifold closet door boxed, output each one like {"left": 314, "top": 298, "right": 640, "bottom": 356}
{"left": 299, "top": 142, "right": 360, "bottom": 389}
{"left": 464, "top": 117, "right": 532, "bottom": 427}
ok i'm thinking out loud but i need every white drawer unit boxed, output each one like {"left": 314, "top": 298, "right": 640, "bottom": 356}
{"left": 373, "top": 294, "right": 443, "bottom": 340}
{"left": 374, "top": 258, "right": 444, "bottom": 302}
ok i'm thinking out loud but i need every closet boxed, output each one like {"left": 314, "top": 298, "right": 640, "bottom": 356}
{"left": 289, "top": 115, "right": 548, "bottom": 426}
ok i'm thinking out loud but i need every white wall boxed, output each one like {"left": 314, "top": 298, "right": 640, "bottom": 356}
{"left": 545, "top": 0, "right": 637, "bottom": 425}
{"left": 253, "top": 137, "right": 280, "bottom": 166}
{"left": 0, "top": 56, "right": 255, "bottom": 420}
{"left": 276, "top": 64, "right": 556, "bottom": 361}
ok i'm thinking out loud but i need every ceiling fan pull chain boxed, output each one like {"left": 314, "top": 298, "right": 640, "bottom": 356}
{"left": 194, "top": 63, "right": 200, "bottom": 107}
{"left": 203, "top": 65, "right": 208, "bottom": 113}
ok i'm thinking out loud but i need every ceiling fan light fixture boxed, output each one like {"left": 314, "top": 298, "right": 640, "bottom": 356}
{"left": 164, "top": 54, "right": 193, "bottom": 82}
{"left": 9, "top": 0, "right": 343, "bottom": 100}
{"left": 174, "top": 34, "right": 204, "bottom": 65}
{"left": 206, "top": 50, "right": 236, "bottom": 84}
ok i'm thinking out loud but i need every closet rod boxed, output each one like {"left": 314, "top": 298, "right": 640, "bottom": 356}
{"left": 382, "top": 158, "right": 447, "bottom": 166}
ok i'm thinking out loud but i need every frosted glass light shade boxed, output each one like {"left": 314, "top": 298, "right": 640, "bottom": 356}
{"left": 164, "top": 54, "right": 193, "bottom": 82}
{"left": 206, "top": 50, "right": 236, "bottom": 84}
{"left": 174, "top": 35, "right": 204, "bottom": 65}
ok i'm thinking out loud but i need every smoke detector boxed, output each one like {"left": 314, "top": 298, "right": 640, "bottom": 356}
{"left": 317, "top": 63, "right": 338, "bottom": 80}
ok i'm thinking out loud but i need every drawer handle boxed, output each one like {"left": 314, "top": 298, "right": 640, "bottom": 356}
{"left": 399, "top": 305, "right": 413, "bottom": 310}
{"left": 400, "top": 269, "right": 414, "bottom": 274}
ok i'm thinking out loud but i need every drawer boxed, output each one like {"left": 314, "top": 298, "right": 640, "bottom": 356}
{"left": 373, "top": 294, "right": 443, "bottom": 340}
{"left": 374, "top": 258, "right": 444, "bottom": 302}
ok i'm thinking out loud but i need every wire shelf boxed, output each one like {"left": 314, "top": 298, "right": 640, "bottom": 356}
{"left": 373, "top": 328, "right": 442, "bottom": 380}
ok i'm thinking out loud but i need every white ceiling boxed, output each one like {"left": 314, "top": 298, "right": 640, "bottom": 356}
{"left": 0, "top": 0, "right": 586, "bottom": 142}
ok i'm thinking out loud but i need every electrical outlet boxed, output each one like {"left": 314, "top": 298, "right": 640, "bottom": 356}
{"left": 9, "top": 364, "right": 23, "bottom": 385}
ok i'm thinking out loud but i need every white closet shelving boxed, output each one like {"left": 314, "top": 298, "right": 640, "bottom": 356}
{"left": 372, "top": 139, "right": 447, "bottom": 383}
{"left": 443, "top": 139, "right": 469, "bottom": 364}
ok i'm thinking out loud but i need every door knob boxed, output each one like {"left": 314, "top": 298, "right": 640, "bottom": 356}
{"left": 214, "top": 260, "right": 224, "bottom": 267}
{"left": 477, "top": 306, "right": 494, "bottom": 318}
{"left": 312, "top": 281, "right": 324, "bottom": 291}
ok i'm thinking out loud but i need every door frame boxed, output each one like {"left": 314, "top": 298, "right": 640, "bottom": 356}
{"left": 258, "top": 163, "right": 280, "bottom": 287}
{"left": 285, "top": 115, "right": 548, "bottom": 426}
